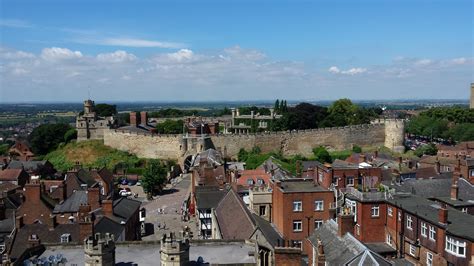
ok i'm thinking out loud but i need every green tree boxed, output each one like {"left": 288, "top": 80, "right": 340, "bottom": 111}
{"left": 414, "top": 144, "right": 438, "bottom": 157}
{"left": 64, "top": 128, "right": 77, "bottom": 143}
{"left": 312, "top": 146, "right": 332, "bottom": 163}
{"left": 0, "top": 144, "right": 9, "bottom": 155}
{"left": 274, "top": 99, "right": 280, "bottom": 112}
{"left": 141, "top": 159, "right": 167, "bottom": 196}
{"left": 156, "top": 120, "right": 183, "bottom": 134}
{"left": 352, "top": 145, "right": 362, "bottom": 153}
{"left": 28, "top": 123, "right": 72, "bottom": 155}
{"left": 94, "top": 104, "right": 117, "bottom": 117}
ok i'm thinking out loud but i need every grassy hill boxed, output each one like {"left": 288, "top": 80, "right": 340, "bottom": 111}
{"left": 44, "top": 140, "right": 142, "bottom": 172}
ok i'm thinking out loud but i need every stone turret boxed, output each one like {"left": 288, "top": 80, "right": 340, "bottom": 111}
{"left": 83, "top": 99, "right": 95, "bottom": 117}
{"left": 160, "top": 232, "right": 190, "bottom": 266}
{"left": 384, "top": 119, "right": 405, "bottom": 153}
{"left": 84, "top": 233, "right": 116, "bottom": 266}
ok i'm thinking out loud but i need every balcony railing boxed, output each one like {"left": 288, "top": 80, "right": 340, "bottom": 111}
{"left": 341, "top": 187, "right": 394, "bottom": 201}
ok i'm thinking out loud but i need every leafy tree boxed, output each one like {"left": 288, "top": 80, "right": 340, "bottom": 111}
{"left": 0, "top": 144, "right": 9, "bottom": 155}
{"left": 352, "top": 145, "right": 362, "bottom": 153}
{"left": 64, "top": 128, "right": 77, "bottom": 143}
{"left": 156, "top": 120, "right": 183, "bottom": 134}
{"left": 312, "top": 146, "right": 332, "bottom": 163}
{"left": 95, "top": 104, "right": 117, "bottom": 117}
{"left": 28, "top": 123, "right": 72, "bottom": 155}
{"left": 141, "top": 159, "right": 167, "bottom": 195}
{"left": 414, "top": 144, "right": 438, "bottom": 157}
{"left": 274, "top": 99, "right": 280, "bottom": 112}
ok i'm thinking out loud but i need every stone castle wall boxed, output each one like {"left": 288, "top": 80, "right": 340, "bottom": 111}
{"left": 104, "top": 120, "right": 404, "bottom": 161}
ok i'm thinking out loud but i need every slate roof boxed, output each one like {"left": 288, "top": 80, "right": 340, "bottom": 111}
{"left": 53, "top": 190, "right": 88, "bottom": 213}
{"left": 112, "top": 197, "right": 141, "bottom": 222}
{"left": 0, "top": 209, "right": 15, "bottom": 233}
{"left": 192, "top": 149, "right": 223, "bottom": 167}
{"left": 277, "top": 179, "right": 327, "bottom": 193}
{"left": 251, "top": 213, "right": 283, "bottom": 248}
{"left": 9, "top": 223, "right": 80, "bottom": 260}
{"left": 259, "top": 157, "right": 293, "bottom": 180}
{"left": 94, "top": 216, "right": 124, "bottom": 241}
{"left": 382, "top": 178, "right": 452, "bottom": 198}
{"left": 215, "top": 189, "right": 256, "bottom": 240}
{"left": 308, "top": 220, "right": 394, "bottom": 265}
{"left": 388, "top": 195, "right": 474, "bottom": 241}
{"left": 458, "top": 177, "right": 474, "bottom": 201}
{"left": 91, "top": 168, "right": 114, "bottom": 185}
{"left": 302, "top": 161, "right": 321, "bottom": 171}
{"left": 195, "top": 187, "right": 227, "bottom": 210}
{"left": 7, "top": 160, "right": 48, "bottom": 171}
{"left": 0, "top": 183, "right": 20, "bottom": 193}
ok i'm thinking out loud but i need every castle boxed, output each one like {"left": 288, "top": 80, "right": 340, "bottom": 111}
{"left": 75, "top": 100, "right": 406, "bottom": 162}
{"left": 76, "top": 99, "right": 116, "bottom": 141}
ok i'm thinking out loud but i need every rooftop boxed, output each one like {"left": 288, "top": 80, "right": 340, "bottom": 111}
{"left": 276, "top": 179, "right": 328, "bottom": 193}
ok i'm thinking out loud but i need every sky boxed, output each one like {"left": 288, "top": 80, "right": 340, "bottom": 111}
{"left": 0, "top": 0, "right": 473, "bottom": 102}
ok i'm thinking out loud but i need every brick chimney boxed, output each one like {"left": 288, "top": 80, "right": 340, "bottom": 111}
{"left": 87, "top": 187, "right": 101, "bottom": 211}
{"left": 140, "top": 111, "right": 148, "bottom": 126}
{"left": 15, "top": 216, "right": 24, "bottom": 230}
{"left": 129, "top": 112, "right": 138, "bottom": 127}
{"left": 79, "top": 204, "right": 94, "bottom": 241}
{"left": 316, "top": 239, "right": 326, "bottom": 266}
{"left": 24, "top": 182, "right": 41, "bottom": 202}
{"left": 102, "top": 199, "right": 113, "bottom": 217}
{"left": 450, "top": 181, "right": 459, "bottom": 201}
{"left": 438, "top": 204, "right": 448, "bottom": 225}
{"left": 47, "top": 215, "right": 57, "bottom": 230}
{"left": 337, "top": 210, "right": 355, "bottom": 237}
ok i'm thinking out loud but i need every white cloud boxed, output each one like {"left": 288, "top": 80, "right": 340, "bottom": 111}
{"left": 0, "top": 48, "right": 35, "bottom": 59}
{"left": 328, "top": 66, "right": 366, "bottom": 75}
{"left": 448, "top": 57, "right": 468, "bottom": 65}
{"left": 96, "top": 38, "right": 184, "bottom": 48}
{"left": 328, "top": 66, "right": 340, "bottom": 74}
{"left": 414, "top": 59, "right": 433, "bottom": 67}
{"left": 41, "top": 47, "right": 83, "bottom": 60}
{"left": 167, "top": 49, "right": 194, "bottom": 62}
{"left": 97, "top": 50, "right": 137, "bottom": 63}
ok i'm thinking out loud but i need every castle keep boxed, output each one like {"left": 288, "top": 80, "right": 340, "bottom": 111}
{"left": 76, "top": 100, "right": 116, "bottom": 141}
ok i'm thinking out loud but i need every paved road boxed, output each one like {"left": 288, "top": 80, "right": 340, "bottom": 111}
{"left": 140, "top": 173, "right": 198, "bottom": 240}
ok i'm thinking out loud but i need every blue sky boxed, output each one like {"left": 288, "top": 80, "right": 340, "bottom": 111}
{"left": 0, "top": 0, "right": 473, "bottom": 102}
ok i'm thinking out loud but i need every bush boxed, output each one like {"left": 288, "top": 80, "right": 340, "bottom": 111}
{"left": 414, "top": 144, "right": 438, "bottom": 157}
{"left": 352, "top": 145, "right": 362, "bottom": 153}
{"left": 64, "top": 128, "right": 77, "bottom": 143}
{"left": 312, "top": 146, "right": 332, "bottom": 163}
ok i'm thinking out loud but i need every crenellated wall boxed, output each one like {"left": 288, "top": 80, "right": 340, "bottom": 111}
{"left": 104, "top": 120, "right": 404, "bottom": 161}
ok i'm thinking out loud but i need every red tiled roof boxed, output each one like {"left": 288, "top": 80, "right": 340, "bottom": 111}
{"left": 0, "top": 169, "right": 23, "bottom": 181}
{"left": 236, "top": 169, "right": 271, "bottom": 188}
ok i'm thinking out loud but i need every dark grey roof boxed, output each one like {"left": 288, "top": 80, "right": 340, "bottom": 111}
{"left": 113, "top": 198, "right": 141, "bottom": 221}
{"left": 53, "top": 191, "right": 87, "bottom": 213}
{"left": 117, "top": 125, "right": 152, "bottom": 134}
{"left": 192, "top": 149, "right": 223, "bottom": 167}
{"left": 94, "top": 216, "right": 124, "bottom": 241}
{"left": 434, "top": 197, "right": 474, "bottom": 207}
{"left": 251, "top": 213, "right": 283, "bottom": 248}
{"left": 0, "top": 209, "right": 15, "bottom": 233}
{"left": 308, "top": 220, "right": 366, "bottom": 265}
{"left": 195, "top": 188, "right": 227, "bottom": 210}
{"left": 259, "top": 158, "right": 294, "bottom": 180}
{"left": 383, "top": 178, "right": 451, "bottom": 198}
{"left": 302, "top": 161, "right": 321, "bottom": 171}
{"left": 458, "top": 177, "right": 474, "bottom": 201}
{"left": 277, "top": 179, "right": 327, "bottom": 193}
{"left": 388, "top": 195, "right": 474, "bottom": 241}
{"left": 331, "top": 159, "right": 359, "bottom": 169}
{"left": 7, "top": 160, "right": 48, "bottom": 171}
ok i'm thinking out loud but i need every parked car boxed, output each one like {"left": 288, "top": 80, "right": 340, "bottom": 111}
{"left": 119, "top": 189, "right": 132, "bottom": 197}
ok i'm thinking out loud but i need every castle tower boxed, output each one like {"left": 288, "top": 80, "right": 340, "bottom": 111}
{"left": 384, "top": 119, "right": 405, "bottom": 154}
{"left": 160, "top": 232, "right": 190, "bottom": 266}
{"left": 83, "top": 99, "right": 95, "bottom": 117}
{"left": 470, "top": 83, "right": 474, "bottom": 109}
{"left": 84, "top": 233, "right": 116, "bottom": 266}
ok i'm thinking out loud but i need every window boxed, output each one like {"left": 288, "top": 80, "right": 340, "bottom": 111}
{"left": 398, "top": 212, "right": 401, "bottom": 221}
{"left": 259, "top": 206, "right": 266, "bottom": 216}
{"left": 293, "top": 201, "right": 302, "bottom": 212}
{"left": 386, "top": 234, "right": 392, "bottom": 246}
{"left": 291, "top": 240, "right": 302, "bottom": 249}
{"left": 426, "top": 252, "right": 433, "bottom": 266}
{"left": 60, "top": 233, "right": 71, "bottom": 243}
{"left": 409, "top": 244, "right": 416, "bottom": 256}
{"left": 461, "top": 208, "right": 467, "bottom": 213}
{"left": 293, "top": 220, "right": 302, "bottom": 232}
{"left": 314, "top": 220, "right": 323, "bottom": 229}
{"left": 407, "top": 215, "right": 413, "bottom": 230}
{"left": 314, "top": 200, "right": 324, "bottom": 211}
{"left": 371, "top": 205, "right": 379, "bottom": 217}
{"left": 355, "top": 224, "right": 360, "bottom": 235}
{"left": 388, "top": 207, "right": 393, "bottom": 217}
{"left": 256, "top": 178, "right": 264, "bottom": 185}
{"left": 421, "top": 222, "right": 427, "bottom": 237}
{"left": 469, "top": 169, "right": 474, "bottom": 177}
{"left": 247, "top": 178, "right": 254, "bottom": 185}
{"left": 332, "top": 176, "right": 339, "bottom": 186}
{"left": 429, "top": 226, "right": 436, "bottom": 241}
{"left": 318, "top": 172, "right": 323, "bottom": 183}
{"left": 347, "top": 176, "right": 354, "bottom": 186}
{"left": 445, "top": 236, "right": 466, "bottom": 257}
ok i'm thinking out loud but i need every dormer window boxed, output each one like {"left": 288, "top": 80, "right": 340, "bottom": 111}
{"left": 257, "top": 178, "right": 264, "bottom": 185}
{"left": 80, "top": 184, "right": 88, "bottom": 190}
{"left": 60, "top": 233, "right": 71, "bottom": 243}
{"left": 247, "top": 179, "right": 254, "bottom": 185}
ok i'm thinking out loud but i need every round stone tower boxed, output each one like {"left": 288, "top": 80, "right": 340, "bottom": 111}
{"left": 384, "top": 119, "right": 405, "bottom": 154}
{"left": 83, "top": 99, "right": 95, "bottom": 115}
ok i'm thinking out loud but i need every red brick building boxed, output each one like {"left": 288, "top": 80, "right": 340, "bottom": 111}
{"left": 271, "top": 178, "right": 335, "bottom": 255}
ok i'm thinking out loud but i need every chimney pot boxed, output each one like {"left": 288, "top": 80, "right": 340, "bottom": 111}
{"left": 438, "top": 204, "right": 448, "bottom": 225}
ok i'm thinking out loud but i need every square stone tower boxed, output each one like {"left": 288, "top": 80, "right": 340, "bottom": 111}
{"left": 470, "top": 83, "right": 474, "bottom": 109}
